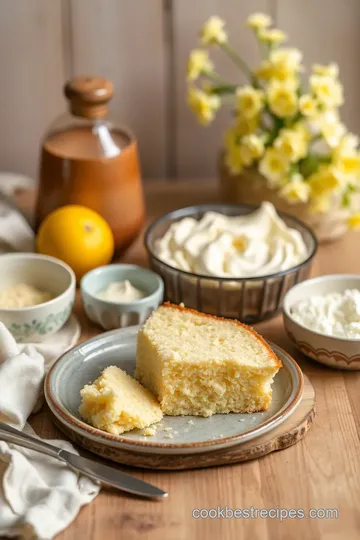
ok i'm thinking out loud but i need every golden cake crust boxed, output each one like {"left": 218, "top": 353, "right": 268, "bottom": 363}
{"left": 161, "top": 302, "right": 282, "bottom": 369}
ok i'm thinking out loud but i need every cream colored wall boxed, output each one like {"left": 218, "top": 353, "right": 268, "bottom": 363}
{"left": 0, "top": 0, "right": 359, "bottom": 180}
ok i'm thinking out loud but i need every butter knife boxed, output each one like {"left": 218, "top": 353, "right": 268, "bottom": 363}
{"left": 0, "top": 421, "right": 167, "bottom": 499}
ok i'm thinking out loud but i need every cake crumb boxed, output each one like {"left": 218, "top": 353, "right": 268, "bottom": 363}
{"left": 238, "top": 419, "right": 245, "bottom": 422}
{"left": 142, "top": 427, "right": 157, "bottom": 437}
{"left": 164, "top": 427, "right": 173, "bottom": 432}
{"left": 165, "top": 433, "right": 174, "bottom": 439}
{"left": 188, "top": 420, "right": 195, "bottom": 425}
{"left": 184, "top": 428, "right": 189, "bottom": 433}
{"left": 173, "top": 430, "right": 179, "bottom": 435}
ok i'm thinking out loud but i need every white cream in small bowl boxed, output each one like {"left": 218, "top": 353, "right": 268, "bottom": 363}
{"left": 81, "top": 264, "right": 164, "bottom": 330}
{"left": 283, "top": 274, "right": 360, "bottom": 370}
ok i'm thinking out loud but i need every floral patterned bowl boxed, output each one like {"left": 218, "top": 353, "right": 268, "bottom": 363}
{"left": 283, "top": 274, "right": 360, "bottom": 370}
{"left": 0, "top": 253, "right": 76, "bottom": 342}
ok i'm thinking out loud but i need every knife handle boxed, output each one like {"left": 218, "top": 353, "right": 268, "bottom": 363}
{"left": 0, "top": 421, "right": 62, "bottom": 459}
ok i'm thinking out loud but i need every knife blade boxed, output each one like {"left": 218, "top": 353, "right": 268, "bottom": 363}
{"left": 60, "top": 449, "right": 168, "bottom": 499}
{"left": 0, "top": 421, "right": 167, "bottom": 500}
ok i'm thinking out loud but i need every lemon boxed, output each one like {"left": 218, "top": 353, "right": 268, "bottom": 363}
{"left": 36, "top": 205, "right": 114, "bottom": 281}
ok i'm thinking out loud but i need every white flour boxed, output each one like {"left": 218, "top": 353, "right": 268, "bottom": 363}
{"left": 291, "top": 289, "right": 360, "bottom": 339}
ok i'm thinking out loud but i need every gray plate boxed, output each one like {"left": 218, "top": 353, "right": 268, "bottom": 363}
{"left": 45, "top": 326, "right": 303, "bottom": 455}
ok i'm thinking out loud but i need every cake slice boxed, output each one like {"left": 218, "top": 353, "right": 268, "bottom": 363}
{"left": 79, "top": 366, "right": 163, "bottom": 435}
{"left": 135, "top": 303, "right": 282, "bottom": 417}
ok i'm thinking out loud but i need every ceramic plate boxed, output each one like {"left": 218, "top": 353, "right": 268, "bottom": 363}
{"left": 45, "top": 326, "right": 303, "bottom": 455}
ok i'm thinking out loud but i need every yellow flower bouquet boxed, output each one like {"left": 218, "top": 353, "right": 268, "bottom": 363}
{"left": 187, "top": 12, "right": 360, "bottom": 236}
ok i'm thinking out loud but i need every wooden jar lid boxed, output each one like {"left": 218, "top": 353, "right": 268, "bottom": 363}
{"left": 64, "top": 76, "right": 113, "bottom": 119}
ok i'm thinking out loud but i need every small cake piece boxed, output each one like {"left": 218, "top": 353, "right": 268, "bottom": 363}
{"left": 79, "top": 366, "right": 163, "bottom": 435}
{"left": 135, "top": 303, "right": 282, "bottom": 417}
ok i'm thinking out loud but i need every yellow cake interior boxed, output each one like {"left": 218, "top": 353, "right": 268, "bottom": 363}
{"left": 79, "top": 365, "right": 163, "bottom": 435}
{"left": 135, "top": 303, "right": 282, "bottom": 417}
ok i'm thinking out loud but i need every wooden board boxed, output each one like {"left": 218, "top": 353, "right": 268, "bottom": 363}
{"left": 17, "top": 181, "right": 360, "bottom": 539}
{"left": 51, "top": 374, "right": 315, "bottom": 470}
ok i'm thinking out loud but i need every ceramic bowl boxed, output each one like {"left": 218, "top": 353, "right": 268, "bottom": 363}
{"left": 80, "top": 264, "right": 164, "bottom": 330}
{"left": 283, "top": 274, "right": 360, "bottom": 370}
{"left": 145, "top": 204, "right": 317, "bottom": 323}
{"left": 0, "top": 253, "right": 76, "bottom": 342}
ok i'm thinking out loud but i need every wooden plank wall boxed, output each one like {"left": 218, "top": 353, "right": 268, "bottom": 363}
{"left": 0, "top": 0, "right": 359, "bottom": 181}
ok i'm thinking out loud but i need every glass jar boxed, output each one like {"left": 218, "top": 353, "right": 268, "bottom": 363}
{"left": 35, "top": 76, "right": 145, "bottom": 253}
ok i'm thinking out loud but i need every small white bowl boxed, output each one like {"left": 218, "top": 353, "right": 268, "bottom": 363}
{"left": 0, "top": 253, "right": 76, "bottom": 343}
{"left": 80, "top": 264, "right": 164, "bottom": 330}
{"left": 283, "top": 274, "right": 360, "bottom": 370}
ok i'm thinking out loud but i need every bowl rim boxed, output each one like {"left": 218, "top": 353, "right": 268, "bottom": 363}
{"left": 0, "top": 252, "right": 76, "bottom": 312}
{"left": 144, "top": 203, "right": 318, "bottom": 282}
{"left": 80, "top": 263, "right": 164, "bottom": 307}
{"left": 283, "top": 273, "right": 360, "bottom": 342}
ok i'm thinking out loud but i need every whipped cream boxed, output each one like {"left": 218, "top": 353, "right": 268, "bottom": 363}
{"left": 291, "top": 289, "right": 360, "bottom": 339}
{"left": 154, "top": 202, "right": 308, "bottom": 278}
{"left": 96, "top": 280, "right": 146, "bottom": 303}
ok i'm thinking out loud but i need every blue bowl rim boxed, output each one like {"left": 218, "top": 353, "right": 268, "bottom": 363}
{"left": 144, "top": 203, "right": 318, "bottom": 283}
{"left": 80, "top": 264, "right": 164, "bottom": 307}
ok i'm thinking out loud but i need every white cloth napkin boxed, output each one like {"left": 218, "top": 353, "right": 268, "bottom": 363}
{"left": 0, "top": 323, "right": 100, "bottom": 540}
{"left": 0, "top": 175, "right": 100, "bottom": 538}
{"left": 0, "top": 173, "right": 35, "bottom": 253}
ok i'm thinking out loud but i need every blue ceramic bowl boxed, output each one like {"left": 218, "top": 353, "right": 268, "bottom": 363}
{"left": 80, "top": 264, "right": 164, "bottom": 330}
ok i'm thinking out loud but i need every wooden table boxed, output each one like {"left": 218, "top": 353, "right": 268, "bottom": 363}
{"left": 19, "top": 181, "right": 360, "bottom": 540}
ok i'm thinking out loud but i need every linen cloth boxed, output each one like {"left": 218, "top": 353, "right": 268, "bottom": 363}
{"left": 0, "top": 175, "right": 100, "bottom": 539}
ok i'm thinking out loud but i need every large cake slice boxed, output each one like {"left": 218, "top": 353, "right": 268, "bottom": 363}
{"left": 79, "top": 366, "right": 163, "bottom": 434}
{"left": 135, "top": 303, "right": 282, "bottom": 417}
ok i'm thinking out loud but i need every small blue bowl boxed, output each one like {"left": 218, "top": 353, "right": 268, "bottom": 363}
{"left": 80, "top": 264, "right": 164, "bottom": 330}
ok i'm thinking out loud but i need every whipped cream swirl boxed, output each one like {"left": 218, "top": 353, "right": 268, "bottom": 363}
{"left": 154, "top": 202, "right": 308, "bottom": 278}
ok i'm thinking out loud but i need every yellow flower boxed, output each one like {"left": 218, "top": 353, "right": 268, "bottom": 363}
{"left": 224, "top": 126, "right": 243, "bottom": 174}
{"left": 200, "top": 16, "right": 227, "bottom": 45}
{"left": 312, "top": 63, "right": 339, "bottom": 78}
{"left": 258, "top": 28, "right": 287, "bottom": 45}
{"left": 235, "top": 114, "right": 259, "bottom": 135}
{"left": 238, "top": 134, "right": 265, "bottom": 166}
{"left": 267, "top": 81, "right": 298, "bottom": 118}
{"left": 308, "top": 166, "right": 343, "bottom": 197}
{"left": 270, "top": 48, "right": 303, "bottom": 76}
{"left": 348, "top": 213, "right": 360, "bottom": 229}
{"left": 255, "top": 60, "right": 275, "bottom": 81}
{"left": 332, "top": 135, "right": 360, "bottom": 177}
{"left": 337, "top": 154, "right": 360, "bottom": 176}
{"left": 274, "top": 128, "right": 308, "bottom": 162}
{"left": 279, "top": 175, "right": 311, "bottom": 204}
{"left": 236, "top": 86, "right": 265, "bottom": 118}
{"left": 187, "top": 87, "right": 220, "bottom": 125}
{"left": 187, "top": 49, "right": 214, "bottom": 81}
{"left": 309, "top": 195, "right": 332, "bottom": 214}
{"left": 310, "top": 74, "right": 343, "bottom": 108}
{"left": 293, "top": 121, "right": 312, "bottom": 142}
{"left": 299, "top": 94, "right": 318, "bottom": 117}
{"left": 256, "top": 48, "right": 302, "bottom": 82}
{"left": 246, "top": 13, "right": 272, "bottom": 30}
{"left": 336, "top": 133, "right": 359, "bottom": 154}
{"left": 317, "top": 110, "right": 345, "bottom": 147}
{"left": 259, "top": 148, "right": 290, "bottom": 187}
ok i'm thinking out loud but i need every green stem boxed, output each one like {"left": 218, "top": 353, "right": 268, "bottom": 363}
{"left": 207, "top": 83, "right": 238, "bottom": 95}
{"left": 205, "top": 71, "right": 234, "bottom": 86}
{"left": 220, "top": 42, "right": 254, "bottom": 82}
